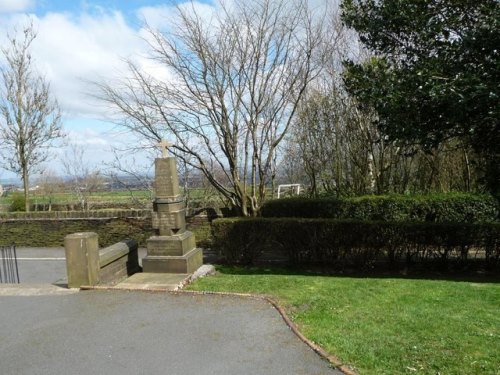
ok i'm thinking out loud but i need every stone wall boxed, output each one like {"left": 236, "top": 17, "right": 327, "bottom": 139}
{"left": 65, "top": 233, "right": 140, "bottom": 288}
{"left": 0, "top": 209, "right": 149, "bottom": 220}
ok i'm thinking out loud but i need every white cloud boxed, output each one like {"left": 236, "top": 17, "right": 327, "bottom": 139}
{"left": 136, "top": 2, "right": 218, "bottom": 32}
{"left": 136, "top": 5, "right": 172, "bottom": 29}
{"left": 67, "top": 128, "right": 108, "bottom": 147}
{"left": 1, "top": 1, "right": 290, "bottom": 180}
{"left": 0, "top": 1, "right": 250, "bottom": 122}
{"left": 0, "top": 8, "right": 156, "bottom": 119}
{"left": 0, "top": 0, "right": 33, "bottom": 13}
{"left": 30, "top": 11, "right": 143, "bottom": 118}
{"left": 0, "top": 7, "right": 153, "bottom": 179}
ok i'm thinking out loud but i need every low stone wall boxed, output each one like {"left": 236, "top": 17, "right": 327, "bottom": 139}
{"left": 99, "top": 240, "right": 141, "bottom": 285}
{"left": 65, "top": 232, "right": 140, "bottom": 288}
{"left": 0, "top": 209, "right": 150, "bottom": 220}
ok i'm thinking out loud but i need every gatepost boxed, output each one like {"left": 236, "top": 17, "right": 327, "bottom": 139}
{"left": 64, "top": 232, "right": 100, "bottom": 288}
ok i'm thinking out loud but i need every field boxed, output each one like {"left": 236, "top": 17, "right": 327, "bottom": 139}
{"left": 0, "top": 188, "right": 226, "bottom": 210}
{"left": 188, "top": 266, "right": 500, "bottom": 375}
{"left": 0, "top": 189, "right": 149, "bottom": 204}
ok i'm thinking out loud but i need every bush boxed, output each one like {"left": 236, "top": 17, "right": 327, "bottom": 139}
{"left": 212, "top": 217, "right": 500, "bottom": 270}
{"left": 261, "top": 193, "right": 499, "bottom": 223}
{"left": 9, "top": 192, "right": 26, "bottom": 212}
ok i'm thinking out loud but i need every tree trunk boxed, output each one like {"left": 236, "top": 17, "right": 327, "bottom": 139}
{"left": 23, "top": 168, "right": 30, "bottom": 212}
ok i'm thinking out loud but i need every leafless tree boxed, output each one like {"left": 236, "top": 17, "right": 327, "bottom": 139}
{"left": 291, "top": 86, "right": 482, "bottom": 196}
{"left": 285, "top": 8, "right": 381, "bottom": 196}
{"left": 35, "top": 168, "right": 64, "bottom": 211}
{"left": 95, "top": 0, "right": 327, "bottom": 216}
{"left": 0, "top": 22, "right": 63, "bottom": 211}
{"left": 62, "top": 144, "right": 104, "bottom": 211}
{"left": 104, "top": 149, "right": 154, "bottom": 209}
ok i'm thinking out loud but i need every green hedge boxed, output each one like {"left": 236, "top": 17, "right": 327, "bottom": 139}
{"left": 212, "top": 218, "right": 500, "bottom": 269}
{"left": 0, "top": 211, "right": 211, "bottom": 248}
{"left": 261, "top": 193, "right": 499, "bottom": 223}
{"left": 0, "top": 218, "right": 154, "bottom": 247}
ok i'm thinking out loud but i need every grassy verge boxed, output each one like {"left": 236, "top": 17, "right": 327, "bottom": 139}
{"left": 187, "top": 266, "right": 500, "bottom": 375}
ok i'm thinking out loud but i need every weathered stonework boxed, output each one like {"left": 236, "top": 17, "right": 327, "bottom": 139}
{"left": 154, "top": 158, "right": 181, "bottom": 198}
{"left": 143, "top": 155, "right": 203, "bottom": 274}
{"left": 146, "top": 232, "right": 196, "bottom": 256}
{"left": 142, "top": 248, "right": 203, "bottom": 274}
{"left": 64, "top": 232, "right": 100, "bottom": 288}
{"left": 64, "top": 233, "right": 140, "bottom": 288}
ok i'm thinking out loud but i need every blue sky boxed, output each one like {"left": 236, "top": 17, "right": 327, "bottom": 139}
{"left": 2, "top": 0, "right": 192, "bottom": 19}
{"left": 0, "top": 0, "right": 214, "bottom": 183}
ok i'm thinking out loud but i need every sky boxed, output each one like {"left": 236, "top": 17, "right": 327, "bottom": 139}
{"left": 0, "top": 0, "right": 213, "bottom": 183}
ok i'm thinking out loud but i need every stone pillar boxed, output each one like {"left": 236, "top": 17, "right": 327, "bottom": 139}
{"left": 64, "top": 232, "right": 100, "bottom": 288}
{"left": 142, "top": 156, "right": 203, "bottom": 274}
{"left": 155, "top": 158, "right": 181, "bottom": 199}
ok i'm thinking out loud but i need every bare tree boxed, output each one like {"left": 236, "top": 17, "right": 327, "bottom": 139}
{"left": 35, "top": 168, "right": 64, "bottom": 211}
{"left": 285, "top": 8, "right": 378, "bottom": 197}
{"left": 104, "top": 149, "right": 154, "bottom": 209}
{"left": 95, "top": 0, "right": 327, "bottom": 216}
{"left": 291, "top": 86, "right": 482, "bottom": 196}
{"left": 0, "top": 22, "right": 63, "bottom": 211}
{"left": 62, "top": 144, "right": 103, "bottom": 211}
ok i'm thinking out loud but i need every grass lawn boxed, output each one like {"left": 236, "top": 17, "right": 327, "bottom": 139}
{"left": 187, "top": 266, "right": 500, "bottom": 375}
{"left": 0, "top": 190, "right": 153, "bottom": 208}
{"left": 0, "top": 188, "right": 219, "bottom": 207}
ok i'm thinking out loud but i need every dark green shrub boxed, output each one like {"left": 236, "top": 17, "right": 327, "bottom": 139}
{"left": 9, "top": 192, "right": 26, "bottom": 212}
{"left": 261, "top": 193, "right": 499, "bottom": 223}
{"left": 212, "top": 218, "right": 268, "bottom": 264}
{"left": 0, "top": 217, "right": 153, "bottom": 247}
{"left": 212, "top": 218, "right": 500, "bottom": 269}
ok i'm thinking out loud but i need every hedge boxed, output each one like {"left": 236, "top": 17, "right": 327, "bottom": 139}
{"left": 212, "top": 218, "right": 500, "bottom": 270}
{"left": 0, "top": 210, "right": 212, "bottom": 248}
{"left": 261, "top": 193, "right": 499, "bottom": 223}
{"left": 0, "top": 218, "right": 153, "bottom": 247}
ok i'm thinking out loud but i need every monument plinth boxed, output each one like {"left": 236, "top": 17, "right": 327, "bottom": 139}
{"left": 142, "top": 142, "right": 203, "bottom": 274}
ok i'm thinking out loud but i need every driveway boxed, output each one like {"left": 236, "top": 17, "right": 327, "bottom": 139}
{"left": 1, "top": 248, "right": 342, "bottom": 374}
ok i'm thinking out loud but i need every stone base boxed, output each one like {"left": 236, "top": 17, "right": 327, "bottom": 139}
{"left": 147, "top": 232, "right": 196, "bottom": 256}
{"left": 142, "top": 248, "right": 203, "bottom": 274}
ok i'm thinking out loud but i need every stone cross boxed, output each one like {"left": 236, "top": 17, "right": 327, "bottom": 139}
{"left": 157, "top": 139, "right": 173, "bottom": 158}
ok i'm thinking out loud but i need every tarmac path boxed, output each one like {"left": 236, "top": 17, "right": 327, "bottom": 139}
{"left": 0, "top": 248, "right": 343, "bottom": 375}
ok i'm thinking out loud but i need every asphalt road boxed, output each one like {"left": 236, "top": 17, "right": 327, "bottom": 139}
{"left": 12, "top": 247, "right": 146, "bottom": 284}
{"left": 0, "top": 290, "right": 341, "bottom": 375}
{"left": 13, "top": 247, "right": 67, "bottom": 284}
{"left": 1, "top": 248, "right": 343, "bottom": 374}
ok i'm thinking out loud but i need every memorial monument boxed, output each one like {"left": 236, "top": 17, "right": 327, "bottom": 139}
{"left": 142, "top": 140, "right": 203, "bottom": 273}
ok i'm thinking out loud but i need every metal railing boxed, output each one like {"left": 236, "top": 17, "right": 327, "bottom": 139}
{"left": 0, "top": 243, "right": 20, "bottom": 283}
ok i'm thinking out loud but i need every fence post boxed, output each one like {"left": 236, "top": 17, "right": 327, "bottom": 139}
{"left": 64, "top": 232, "right": 100, "bottom": 288}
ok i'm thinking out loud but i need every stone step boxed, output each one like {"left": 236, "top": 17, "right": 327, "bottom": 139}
{"left": 113, "top": 272, "right": 190, "bottom": 291}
